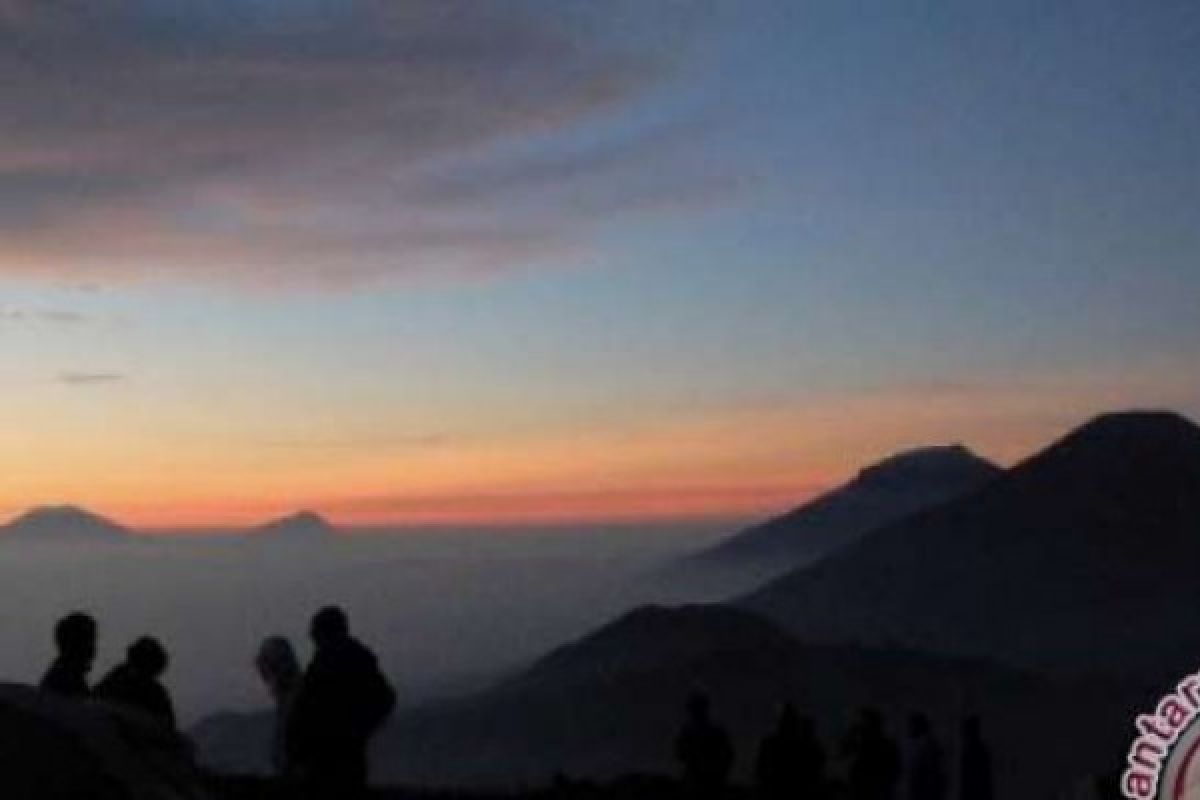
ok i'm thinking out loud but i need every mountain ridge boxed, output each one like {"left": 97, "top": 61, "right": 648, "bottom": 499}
{"left": 689, "top": 444, "right": 1001, "bottom": 573}
{"left": 739, "top": 410, "right": 1200, "bottom": 682}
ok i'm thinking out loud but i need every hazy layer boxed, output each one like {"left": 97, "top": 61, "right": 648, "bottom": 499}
{"left": 0, "top": 523, "right": 749, "bottom": 723}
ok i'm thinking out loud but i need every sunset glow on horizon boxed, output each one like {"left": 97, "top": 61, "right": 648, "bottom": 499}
{"left": 2, "top": 2, "right": 1199, "bottom": 530}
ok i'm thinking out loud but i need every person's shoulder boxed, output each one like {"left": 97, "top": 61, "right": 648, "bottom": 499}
{"left": 347, "top": 635, "right": 376, "bottom": 657}
{"left": 95, "top": 663, "right": 131, "bottom": 692}
{"left": 345, "top": 636, "right": 380, "bottom": 668}
{"left": 39, "top": 660, "right": 65, "bottom": 686}
{"left": 308, "top": 638, "right": 369, "bottom": 671}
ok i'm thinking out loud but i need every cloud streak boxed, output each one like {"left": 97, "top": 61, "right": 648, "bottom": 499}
{"left": 256, "top": 433, "right": 452, "bottom": 451}
{"left": 1, "top": 308, "right": 88, "bottom": 324}
{"left": 56, "top": 372, "right": 127, "bottom": 385}
{"left": 0, "top": 1, "right": 711, "bottom": 288}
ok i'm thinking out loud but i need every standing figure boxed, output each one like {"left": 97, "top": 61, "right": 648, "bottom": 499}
{"left": 95, "top": 636, "right": 176, "bottom": 730}
{"left": 958, "top": 716, "right": 993, "bottom": 800}
{"left": 40, "top": 611, "right": 97, "bottom": 699}
{"left": 842, "top": 708, "right": 901, "bottom": 800}
{"left": 675, "top": 691, "right": 735, "bottom": 798}
{"left": 907, "top": 713, "right": 946, "bottom": 800}
{"left": 256, "top": 635, "right": 302, "bottom": 778}
{"left": 756, "top": 703, "right": 825, "bottom": 799}
{"left": 288, "top": 606, "right": 396, "bottom": 800}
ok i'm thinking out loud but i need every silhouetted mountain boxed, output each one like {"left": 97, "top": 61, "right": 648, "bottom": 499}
{"left": 1, "top": 505, "right": 131, "bottom": 543}
{"left": 194, "top": 604, "right": 1141, "bottom": 798}
{"left": 741, "top": 410, "right": 1200, "bottom": 683}
{"left": 691, "top": 445, "right": 1000, "bottom": 573}
{"left": 249, "top": 510, "right": 337, "bottom": 539}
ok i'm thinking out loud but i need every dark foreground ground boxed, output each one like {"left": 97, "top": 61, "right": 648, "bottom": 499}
{"left": 213, "top": 774, "right": 714, "bottom": 800}
{"left": 209, "top": 773, "right": 1126, "bottom": 800}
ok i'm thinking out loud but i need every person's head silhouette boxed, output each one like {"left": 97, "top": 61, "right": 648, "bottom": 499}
{"left": 256, "top": 635, "right": 300, "bottom": 696}
{"left": 686, "top": 691, "right": 711, "bottom": 723}
{"left": 909, "top": 712, "right": 931, "bottom": 739}
{"left": 128, "top": 636, "right": 168, "bottom": 678}
{"left": 310, "top": 605, "right": 350, "bottom": 649}
{"left": 778, "top": 703, "right": 800, "bottom": 733}
{"left": 54, "top": 612, "right": 97, "bottom": 666}
{"left": 962, "top": 714, "right": 983, "bottom": 741}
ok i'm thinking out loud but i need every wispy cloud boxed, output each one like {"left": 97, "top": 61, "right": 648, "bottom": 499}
{"left": 0, "top": 1, "right": 716, "bottom": 289}
{"left": 1, "top": 307, "right": 88, "bottom": 324}
{"left": 56, "top": 371, "right": 127, "bottom": 385}
{"left": 256, "top": 433, "right": 452, "bottom": 451}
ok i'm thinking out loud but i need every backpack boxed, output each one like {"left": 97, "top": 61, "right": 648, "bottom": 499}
{"left": 352, "top": 660, "right": 396, "bottom": 738}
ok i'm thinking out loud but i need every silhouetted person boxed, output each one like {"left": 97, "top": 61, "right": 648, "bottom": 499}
{"left": 256, "top": 635, "right": 302, "bottom": 778}
{"left": 95, "top": 636, "right": 176, "bottom": 730}
{"left": 957, "top": 717, "right": 993, "bottom": 800}
{"left": 40, "top": 611, "right": 97, "bottom": 698}
{"left": 907, "top": 714, "right": 946, "bottom": 800}
{"left": 675, "top": 691, "right": 734, "bottom": 798}
{"left": 756, "top": 704, "right": 825, "bottom": 799}
{"left": 288, "top": 606, "right": 396, "bottom": 800}
{"left": 842, "top": 708, "right": 901, "bottom": 800}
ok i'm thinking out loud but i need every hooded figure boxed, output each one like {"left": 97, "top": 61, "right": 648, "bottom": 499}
{"left": 256, "top": 635, "right": 302, "bottom": 776}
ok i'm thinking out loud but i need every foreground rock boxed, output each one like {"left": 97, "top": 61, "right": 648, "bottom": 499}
{"left": 0, "top": 683, "right": 211, "bottom": 800}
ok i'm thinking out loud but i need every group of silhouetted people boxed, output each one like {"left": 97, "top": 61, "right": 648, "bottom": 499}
{"left": 40, "top": 611, "right": 176, "bottom": 729}
{"left": 38, "top": 606, "right": 395, "bottom": 800}
{"left": 676, "top": 693, "right": 994, "bottom": 800}
{"left": 257, "top": 607, "right": 397, "bottom": 799}
{"left": 37, "top": 610, "right": 997, "bottom": 800}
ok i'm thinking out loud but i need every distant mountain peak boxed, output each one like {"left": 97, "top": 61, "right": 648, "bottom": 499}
{"left": 1011, "top": 410, "right": 1200, "bottom": 491}
{"left": 3, "top": 505, "right": 130, "bottom": 541}
{"left": 1061, "top": 410, "right": 1200, "bottom": 446}
{"left": 13, "top": 504, "right": 94, "bottom": 521}
{"left": 252, "top": 510, "right": 337, "bottom": 538}
{"left": 855, "top": 444, "right": 998, "bottom": 488}
{"left": 690, "top": 443, "right": 1001, "bottom": 571}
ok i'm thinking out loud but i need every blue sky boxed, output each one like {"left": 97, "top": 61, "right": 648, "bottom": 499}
{"left": 1, "top": 1, "right": 1198, "bottom": 525}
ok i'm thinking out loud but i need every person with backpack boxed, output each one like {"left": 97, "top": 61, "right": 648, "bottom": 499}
{"left": 287, "top": 606, "right": 396, "bottom": 800}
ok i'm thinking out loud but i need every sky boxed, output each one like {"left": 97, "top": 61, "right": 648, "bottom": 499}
{"left": 1, "top": 0, "right": 1199, "bottom": 527}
